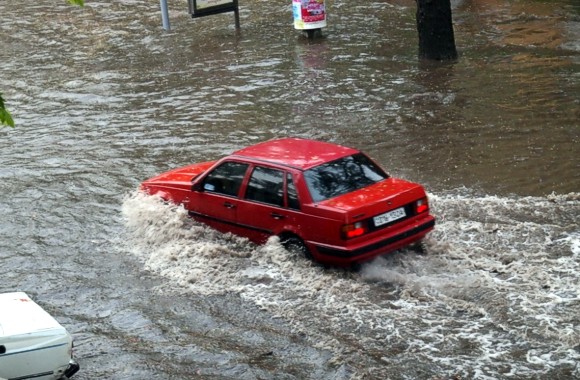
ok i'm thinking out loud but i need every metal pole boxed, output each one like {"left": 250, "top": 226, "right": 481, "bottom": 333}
{"left": 234, "top": 8, "right": 240, "bottom": 31}
{"left": 232, "top": 0, "right": 240, "bottom": 31}
{"left": 160, "top": 0, "right": 170, "bottom": 30}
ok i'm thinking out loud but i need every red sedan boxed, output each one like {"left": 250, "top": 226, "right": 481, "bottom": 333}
{"left": 140, "top": 138, "right": 435, "bottom": 267}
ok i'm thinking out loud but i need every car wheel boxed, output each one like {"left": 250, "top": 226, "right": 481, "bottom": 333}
{"left": 282, "top": 235, "right": 312, "bottom": 260}
{"left": 410, "top": 240, "right": 428, "bottom": 255}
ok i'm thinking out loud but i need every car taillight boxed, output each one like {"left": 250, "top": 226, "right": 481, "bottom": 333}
{"left": 415, "top": 197, "right": 429, "bottom": 214}
{"left": 341, "top": 222, "right": 367, "bottom": 239}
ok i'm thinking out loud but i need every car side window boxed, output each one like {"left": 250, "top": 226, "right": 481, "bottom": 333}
{"left": 203, "top": 161, "right": 249, "bottom": 197}
{"left": 245, "top": 166, "right": 284, "bottom": 207}
{"left": 287, "top": 173, "right": 300, "bottom": 210}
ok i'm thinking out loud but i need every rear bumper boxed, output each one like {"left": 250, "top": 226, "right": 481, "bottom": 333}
{"left": 310, "top": 217, "right": 435, "bottom": 266}
{"left": 62, "top": 360, "right": 80, "bottom": 379}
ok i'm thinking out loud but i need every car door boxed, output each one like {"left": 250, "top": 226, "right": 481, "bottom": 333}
{"left": 236, "top": 165, "right": 290, "bottom": 244}
{"left": 189, "top": 160, "right": 249, "bottom": 235}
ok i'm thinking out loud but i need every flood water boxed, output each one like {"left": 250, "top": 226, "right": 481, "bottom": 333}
{"left": 1, "top": 0, "right": 579, "bottom": 379}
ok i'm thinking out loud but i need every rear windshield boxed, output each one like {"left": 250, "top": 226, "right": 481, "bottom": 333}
{"left": 304, "top": 153, "right": 388, "bottom": 202}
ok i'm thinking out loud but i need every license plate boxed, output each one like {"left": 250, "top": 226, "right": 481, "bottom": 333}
{"left": 373, "top": 207, "right": 406, "bottom": 227}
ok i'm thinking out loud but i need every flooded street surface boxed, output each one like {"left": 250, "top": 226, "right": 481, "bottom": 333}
{"left": 1, "top": 0, "right": 579, "bottom": 379}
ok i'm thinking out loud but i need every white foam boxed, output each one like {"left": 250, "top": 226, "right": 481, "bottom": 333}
{"left": 121, "top": 190, "right": 580, "bottom": 378}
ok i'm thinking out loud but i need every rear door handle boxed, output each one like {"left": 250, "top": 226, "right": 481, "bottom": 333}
{"left": 270, "top": 212, "right": 285, "bottom": 220}
{"left": 223, "top": 202, "right": 236, "bottom": 209}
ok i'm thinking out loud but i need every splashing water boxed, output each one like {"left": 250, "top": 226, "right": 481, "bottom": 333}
{"left": 122, "top": 191, "right": 579, "bottom": 379}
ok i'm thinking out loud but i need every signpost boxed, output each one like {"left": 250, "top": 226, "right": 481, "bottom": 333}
{"left": 188, "top": 0, "right": 240, "bottom": 29}
{"left": 160, "top": 0, "right": 170, "bottom": 30}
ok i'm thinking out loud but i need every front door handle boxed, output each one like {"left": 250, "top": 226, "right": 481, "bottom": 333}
{"left": 223, "top": 202, "right": 235, "bottom": 209}
{"left": 271, "top": 212, "right": 285, "bottom": 220}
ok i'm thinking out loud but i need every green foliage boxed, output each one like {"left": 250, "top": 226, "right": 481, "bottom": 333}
{"left": 0, "top": 93, "right": 14, "bottom": 128}
{"left": 68, "top": 0, "right": 85, "bottom": 5}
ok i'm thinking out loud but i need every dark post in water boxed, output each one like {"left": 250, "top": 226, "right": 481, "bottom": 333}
{"left": 416, "top": 0, "right": 458, "bottom": 61}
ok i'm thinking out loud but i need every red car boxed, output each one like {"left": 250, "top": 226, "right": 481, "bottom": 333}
{"left": 140, "top": 138, "right": 435, "bottom": 267}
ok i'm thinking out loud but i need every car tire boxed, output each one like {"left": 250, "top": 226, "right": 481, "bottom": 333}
{"left": 410, "top": 240, "right": 428, "bottom": 255}
{"left": 282, "top": 235, "right": 312, "bottom": 260}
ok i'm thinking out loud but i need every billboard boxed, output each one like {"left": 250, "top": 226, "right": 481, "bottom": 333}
{"left": 292, "top": 0, "right": 326, "bottom": 30}
{"left": 188, "top": 0, "right": 238, "bottom": 18}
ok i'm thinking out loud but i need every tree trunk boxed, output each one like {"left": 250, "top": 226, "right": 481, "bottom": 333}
{"left": 416, "top": 0, "right": 458, "bottom": 61}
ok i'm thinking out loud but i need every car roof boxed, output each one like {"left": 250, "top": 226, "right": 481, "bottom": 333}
{"left": 232, "top": 138, "right": 359, "bottom": 170}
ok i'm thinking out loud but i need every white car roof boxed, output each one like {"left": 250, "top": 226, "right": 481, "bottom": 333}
{"left": 0, "top": 292, "right": 65, "bottom": 338}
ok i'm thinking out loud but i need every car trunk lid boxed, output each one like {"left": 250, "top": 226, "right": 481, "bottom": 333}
{"left": 318, "top": 178, "right": 426, "bottom": 221}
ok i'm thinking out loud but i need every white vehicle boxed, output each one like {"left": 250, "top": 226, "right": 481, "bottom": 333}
{"left": 0, "top": 292, "right": 79, "bottom": 380}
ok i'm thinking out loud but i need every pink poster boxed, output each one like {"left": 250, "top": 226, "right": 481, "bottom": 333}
{"left": 293, "top": 0, "right": 326, "bottom": 30}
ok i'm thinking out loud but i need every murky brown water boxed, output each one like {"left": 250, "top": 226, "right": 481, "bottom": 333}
{"left": 1, "top": 0, "right": 578, "bottom": 379}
